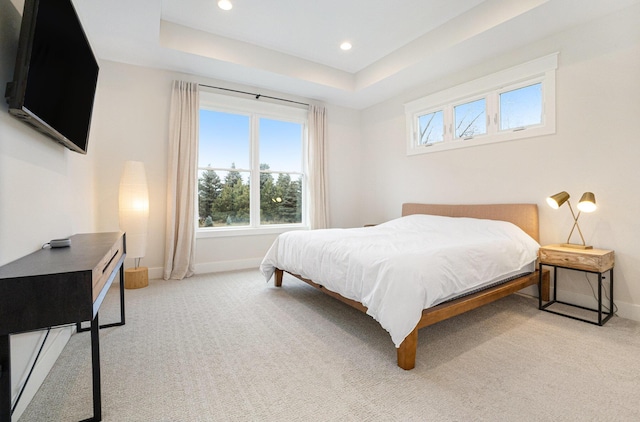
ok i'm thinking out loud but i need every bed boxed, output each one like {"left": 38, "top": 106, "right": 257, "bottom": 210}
{"left": 260, "top": 203, "right": 550, "bottom": 370}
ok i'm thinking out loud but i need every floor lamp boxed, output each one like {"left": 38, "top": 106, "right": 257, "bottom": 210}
{"left": 119, "top": 161, "right": 149, "bottom": 288}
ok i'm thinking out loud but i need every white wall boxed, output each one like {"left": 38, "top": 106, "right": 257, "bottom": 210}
{"left": 1, "top": 0, "right": 97, "bottom": 418}
{"left": 359, "top": 5, "right": 640, "bottom": 318}
{"left": 90, "top": 61, "right": 363, "bottom": 278}
{"left": 90, "top": 62, "right": 171, "bottom": 274}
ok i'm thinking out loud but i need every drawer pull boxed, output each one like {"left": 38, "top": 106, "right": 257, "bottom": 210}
{"left": 103, "top": 250, "right": 119, "bottom": 274}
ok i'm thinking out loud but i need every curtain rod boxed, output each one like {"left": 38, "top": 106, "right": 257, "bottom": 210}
{"left": 198, "top": 84, "right": 309, "bottom": 107}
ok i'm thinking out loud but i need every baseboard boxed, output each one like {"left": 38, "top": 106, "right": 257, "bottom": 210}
{"left": 146, "top": 258, "right": 261, "bottom": 281}
{"left": 194, "top": 258, "right": 262, "bottom": 274}
{"left": 148, "top": 266, "right": 165, "bottom": 280}
{"left": 617, "top": 300, "right": 640, "bottom": 321}
{"left": 11, "top": 326, "right": 73, "bottom": 422}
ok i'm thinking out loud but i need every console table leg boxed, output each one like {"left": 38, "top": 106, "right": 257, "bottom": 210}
{"left": 119, "top": 267, "right": 125, "bottom": 326}
{"left": 91, "top": 314, "right": 101, "bottom": 421}
{"left": 1, "top": 335, "right": 10, "bottom": 421}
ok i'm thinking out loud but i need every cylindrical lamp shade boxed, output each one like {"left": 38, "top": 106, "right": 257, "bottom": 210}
{"left": 119, "top": 161, "right": 149, "bottom": 259}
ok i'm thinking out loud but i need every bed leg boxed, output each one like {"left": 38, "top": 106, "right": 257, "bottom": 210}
{"left": 540, "top": 268, "right": 550, "bottom": 302}
{"left": 397, "top": 328, "right": 418, "bottom": 370}
{"left": 274, "top": 269, "right": 283, "bottom": 287}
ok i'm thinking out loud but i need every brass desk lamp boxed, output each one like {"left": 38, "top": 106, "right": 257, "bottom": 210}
{"left": 546, "top": 191, "right": 597, "bottom": 249}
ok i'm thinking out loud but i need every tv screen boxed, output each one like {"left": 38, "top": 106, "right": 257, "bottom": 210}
{"left": 5, "top": 0, "right": 99, "bottom": 154}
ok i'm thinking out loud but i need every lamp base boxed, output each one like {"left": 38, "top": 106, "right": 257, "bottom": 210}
{"left": 124, "top": 267, "right": 149, "bottom": 289}
{"left": 560, "top": 243, "right": 593, "bottom": 250}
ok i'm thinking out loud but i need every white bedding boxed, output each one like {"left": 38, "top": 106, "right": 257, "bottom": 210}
{"left": 260, "top": 214, "right": 540, "bottom": 347}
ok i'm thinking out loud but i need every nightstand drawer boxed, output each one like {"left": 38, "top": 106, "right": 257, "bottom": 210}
{"left": 539, "top": 244, "right": 614, "bottom": 273}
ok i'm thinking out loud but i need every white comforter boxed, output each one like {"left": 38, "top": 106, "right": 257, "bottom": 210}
{"left": 260, "top": 214, "right": 540, "bottom": 347}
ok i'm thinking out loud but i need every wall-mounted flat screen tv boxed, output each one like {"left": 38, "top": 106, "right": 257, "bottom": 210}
{"left": 5, "top": 0, "right": 99, "bottom": 154}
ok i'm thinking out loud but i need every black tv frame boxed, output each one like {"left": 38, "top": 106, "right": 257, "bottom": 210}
{"left": 4, "top": 0, "right": 99, "bottom": 154}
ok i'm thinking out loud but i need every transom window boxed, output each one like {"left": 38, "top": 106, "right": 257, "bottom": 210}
{"left": 418, "top": 110, "right": 444, "bottom": 145}
{"left": 406, "top": 53, "right": 557, "bottom": 154}
{"left": 198, "top": 92, "right": 308, "bottom": 234}
{"left": 454, "top": 97, "right": 486, "bottom": 139}
{"left": 499, "top": 83, "right": 542, "bottom": 130}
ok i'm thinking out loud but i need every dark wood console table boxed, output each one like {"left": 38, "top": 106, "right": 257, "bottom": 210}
{"left": 0, "top": 232, "right": 126, "bottom": 421}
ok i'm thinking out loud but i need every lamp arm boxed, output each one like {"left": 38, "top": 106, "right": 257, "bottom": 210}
{"left": 566, "top": 201, "right": 587, "bottom": 246}
{"left": 574, "top": 211, "right": 587, "bottom": 246}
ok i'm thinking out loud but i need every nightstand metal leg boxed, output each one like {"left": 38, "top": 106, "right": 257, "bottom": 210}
{"left": 552, "top": 267, "right": 558, "bottom": 301}
{"left": 538, "top": 264, "right": 542, "bottom": 309}
{"left": 610, "top": 269, "right": 614, "bottom": 319}
{"left": 598, "top": 272, "right": 603, "bottom": 325}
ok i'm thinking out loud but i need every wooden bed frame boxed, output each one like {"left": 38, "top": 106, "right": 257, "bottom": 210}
{"left": 273, "top": 203, "right": 550, "bottom": 370}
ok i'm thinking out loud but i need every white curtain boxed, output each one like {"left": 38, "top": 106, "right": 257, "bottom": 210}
{"left": 163, "top": 81, "right": 199, "bottom": 280}
{"left": 307, "top": 105, "right": 328, "bottom": 229}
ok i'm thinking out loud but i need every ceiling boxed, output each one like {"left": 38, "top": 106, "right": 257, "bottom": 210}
{"left": 69, "top": 0, "right": 638, "bottom": 109}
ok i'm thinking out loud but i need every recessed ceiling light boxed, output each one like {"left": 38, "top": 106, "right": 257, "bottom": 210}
{"left": 218, "top": 0, "right": 233, "bottom": 11}
{"left": 340, "top": 41, "right": 352, "bottom": 51}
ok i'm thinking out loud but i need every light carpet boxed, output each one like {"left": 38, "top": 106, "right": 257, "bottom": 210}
{"left": 19, "top": 270, "right": 640, "bottom": 421}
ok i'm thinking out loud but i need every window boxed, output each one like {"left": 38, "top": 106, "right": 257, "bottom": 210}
{"left": 198, "top": 92, "right": 308, "bottom": 235}
{"left": 454, "top": 98, "right": 486, "bottom": 139}
{"left": 405, "top": 53, "right": 557, "bottom": 155}
{"left": 499, "top": 82, "right": 542, "bottom": 130}
{"left": 418, "top": 110, "right": 444, "bottom": 145}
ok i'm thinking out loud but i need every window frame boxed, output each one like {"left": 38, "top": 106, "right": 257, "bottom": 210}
{"left": 405, "top": 53, "right": 557, "bottom": 155}
{"left": 197, "top": 91, "right": 309, "bottom": 238}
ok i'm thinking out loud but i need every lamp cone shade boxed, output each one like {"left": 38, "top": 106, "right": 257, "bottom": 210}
{"left": 577, "top": 192, "right": 597, "bottom": 213}
{"left": 546, "top": 191, "right": 570, "bottom": 209}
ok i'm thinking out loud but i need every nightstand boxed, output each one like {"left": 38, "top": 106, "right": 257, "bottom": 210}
{"left": 538, "top": 244, "right": 614, "bottom": 325}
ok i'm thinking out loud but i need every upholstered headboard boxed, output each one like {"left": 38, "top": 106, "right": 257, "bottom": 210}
{"left": 401, "top": 203, "right": 540, "bottom": 242}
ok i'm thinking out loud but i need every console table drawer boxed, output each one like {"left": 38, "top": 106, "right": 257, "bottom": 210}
{"left": 92, "top": 235, "right": 125, "bottom": 302}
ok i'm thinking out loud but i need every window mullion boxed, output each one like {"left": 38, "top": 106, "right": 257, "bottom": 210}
{"left": 250, "top": 115, "right": 260, "bottom": 228}
{"left": 301, "top": 123, "right": 308, "bottom": 226}
{"left": 487, "top": 92, "right": 498, "bottom": 135}
{"left": 443, "top": 106, "right": 453, "bottom": 142}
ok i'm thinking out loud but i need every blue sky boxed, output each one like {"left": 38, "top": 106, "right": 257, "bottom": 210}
{"left": 199, "top": 110, "right": 302, "bottom": 174}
